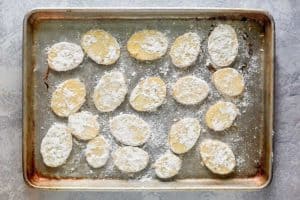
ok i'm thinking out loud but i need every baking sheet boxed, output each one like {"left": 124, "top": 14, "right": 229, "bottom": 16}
{"left": 23, "top": 8, "right": 274, "bottom": 190}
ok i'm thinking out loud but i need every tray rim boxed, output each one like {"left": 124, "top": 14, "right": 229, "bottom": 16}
{"left": 22, "top": 7, "right": 274, "bottom": 191}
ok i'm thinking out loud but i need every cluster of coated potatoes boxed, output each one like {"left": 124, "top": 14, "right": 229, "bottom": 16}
{"left": 41, "top": 24, "right": 245, "bottom": 179}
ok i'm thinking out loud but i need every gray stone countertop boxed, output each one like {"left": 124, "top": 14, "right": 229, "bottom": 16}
{"left": 0, "top": 0, "right": 299, "bottom": 199}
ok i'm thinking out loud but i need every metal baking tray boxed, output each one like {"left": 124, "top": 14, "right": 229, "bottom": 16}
{"left": 23, "top": 8, "right": 274, "bottom": 190}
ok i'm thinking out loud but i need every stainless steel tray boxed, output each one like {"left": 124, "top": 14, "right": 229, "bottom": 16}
{"left": 23, "top": 8, "right": 274, "bottom": 190}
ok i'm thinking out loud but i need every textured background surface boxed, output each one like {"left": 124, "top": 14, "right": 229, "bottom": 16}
{"left": 0, "top": 0, "right": 299, "bottom": 199}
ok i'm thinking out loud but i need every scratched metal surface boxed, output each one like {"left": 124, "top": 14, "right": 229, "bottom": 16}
{"left": 1, "top": 0, "right": 299, "bottom": 200}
